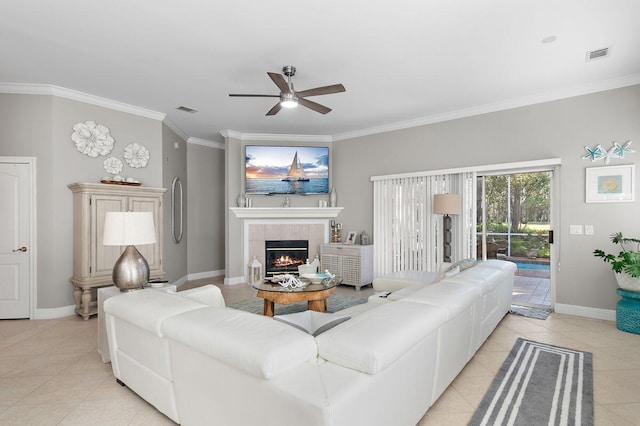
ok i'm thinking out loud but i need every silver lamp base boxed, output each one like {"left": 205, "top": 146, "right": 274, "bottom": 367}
{"left": 112, "top": 245, "right": 150, "bottom": 292}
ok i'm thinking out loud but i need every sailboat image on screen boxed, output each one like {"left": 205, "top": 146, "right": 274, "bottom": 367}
{"left": 282, "top": 151, "right": 310, "bottom": 182}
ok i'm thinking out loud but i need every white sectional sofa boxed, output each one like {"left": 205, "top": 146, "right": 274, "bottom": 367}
{"left": 104, "top": 259, "right": 516, "bottom": 426}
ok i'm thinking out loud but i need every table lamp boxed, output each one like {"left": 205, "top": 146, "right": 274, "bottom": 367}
{"left": 103, "top": 211, "right": 157, "bottom": 292}
{"left": 433, "top": 194, "right": 461, "bottom": 262}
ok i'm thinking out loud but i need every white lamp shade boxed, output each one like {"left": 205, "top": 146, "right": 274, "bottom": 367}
{"left": 433, "top": 194, "right": 462, "bottom": 215}
{"left": 103, "top": 212, "right": 157, "bottom": 246}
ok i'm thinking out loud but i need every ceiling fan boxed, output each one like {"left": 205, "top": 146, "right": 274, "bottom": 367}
{"left": 229, "top": 65, "right": 346, "bottom": 116}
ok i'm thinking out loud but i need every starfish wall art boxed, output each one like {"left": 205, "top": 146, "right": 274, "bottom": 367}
{"left": 582, "top": 140, "right": 635, "bottom": 164}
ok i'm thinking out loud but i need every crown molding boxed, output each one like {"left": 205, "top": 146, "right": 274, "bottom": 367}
{"left": 4, "top": 74, "right": 638, "bottom": 144}
{"left": 219, "top": 129, "right": 332, "bottom": 142}
{"left": 0, "top": 83, "right": 166, "bottom": 121}
{"left": 162, "top": 118, "right": 189, "bottom": 141}
{"left": 332, "top": 73, "right": 640, "bottom": 141}
{"left": 187, "top": 137, "right": 225, "bottom": 150}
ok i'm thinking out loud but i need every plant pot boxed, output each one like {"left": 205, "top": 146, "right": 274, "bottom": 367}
{"left": 614, "top": 271, "right": 640, "bottom": 292}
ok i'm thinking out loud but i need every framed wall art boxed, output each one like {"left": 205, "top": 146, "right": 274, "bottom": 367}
{"left": 585, "top": 164, "right": 635, "bottom": 203}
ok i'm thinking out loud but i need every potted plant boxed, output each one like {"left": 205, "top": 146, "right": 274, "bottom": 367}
{"left": 594, "top": 232, "right": 640, "bottom": 292}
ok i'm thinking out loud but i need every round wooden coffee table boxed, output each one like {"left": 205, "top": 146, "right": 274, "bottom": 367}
{"left": 252, "top": 278, "right": 340, "bottom": 317}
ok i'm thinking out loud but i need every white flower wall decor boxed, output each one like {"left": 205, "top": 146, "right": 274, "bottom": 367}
{"left": 123, "top": 143, "right": 150, "bottom": 168}
{"left": 103, "top": 157, "right": 123, "bottom": 175}
{"left": 71, "top": 121, "right": 115, "bottom": 157}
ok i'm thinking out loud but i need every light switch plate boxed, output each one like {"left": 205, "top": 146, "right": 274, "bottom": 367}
{"left": 585, "top": 225, "right": 594, "bottom": 235}
{"left": 570, "top": 225, "right": 583, "bottom": 235}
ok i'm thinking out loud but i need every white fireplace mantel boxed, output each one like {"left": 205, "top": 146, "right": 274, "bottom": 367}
{"left": 230, "top": 207, "right": 343, "bottom": 219}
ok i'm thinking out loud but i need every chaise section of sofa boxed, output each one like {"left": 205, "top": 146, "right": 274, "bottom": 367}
{"left": 162, "top": 305, "right": 327, "bottom": 426}
{"left": 103, "top": 285, "right": 224, "bottom": 423}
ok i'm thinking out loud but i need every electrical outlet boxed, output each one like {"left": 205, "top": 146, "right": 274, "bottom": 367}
{"left": 585, "top": 225, "right": 594, "bottom": 235}
{"left": 570, "top": 225, "right": 583, "bottom": 235}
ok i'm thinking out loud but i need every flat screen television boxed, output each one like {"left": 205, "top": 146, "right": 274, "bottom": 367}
{"left": 245, "top": 145, "right": 329, "bottom": 194}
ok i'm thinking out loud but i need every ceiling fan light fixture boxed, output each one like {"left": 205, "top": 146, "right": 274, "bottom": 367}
{"left": 280, "top": 93, "right": 298, "bottom": 108}
{"left": 229, "top": 65, "right": 344, "bottom": 115}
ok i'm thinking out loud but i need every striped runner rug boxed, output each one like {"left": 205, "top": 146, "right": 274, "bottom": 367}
{"left": 469, "top": 338, "right": 593, "bottom": 426}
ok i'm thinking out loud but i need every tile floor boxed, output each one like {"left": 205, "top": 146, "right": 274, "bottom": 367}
{"left": 513, "top": 274, "right": 551, "bottom": 307}
{"left": 1, "top": 278, "right": 639, "bottom": 425}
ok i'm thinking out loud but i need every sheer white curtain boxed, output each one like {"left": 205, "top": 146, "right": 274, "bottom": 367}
{"left": 372, "top": 171, "right": 476, "bottom": 276}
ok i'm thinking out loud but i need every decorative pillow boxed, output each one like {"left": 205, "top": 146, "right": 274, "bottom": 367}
{"left": 432, "top": 258, "right": 481, "bottom": 283}
{"left": 446, "top": 258, "right": 481, "bottom": 273}
{"left": 444, "top": 265, "right": 460, "bottom": 278}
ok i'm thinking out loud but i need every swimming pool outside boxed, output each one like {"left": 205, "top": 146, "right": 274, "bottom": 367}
{"left": 515, "top": 262, "right": 550, "bottom": 271}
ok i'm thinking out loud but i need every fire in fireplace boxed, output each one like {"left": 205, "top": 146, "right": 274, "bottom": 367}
{"left": 265, "top": 240, "right": 309, "bottom": 276}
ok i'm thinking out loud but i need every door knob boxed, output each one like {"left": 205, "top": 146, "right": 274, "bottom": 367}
{"left": 12, "top": 246, "right": 27, "bottom": 252}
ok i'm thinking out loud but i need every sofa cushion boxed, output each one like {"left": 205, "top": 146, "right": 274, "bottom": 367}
{"left": 372, "top": 271, "right": 438, "bottom": 292}
{"left": 315, "top": 301, "right": 447, "bottom": 375}
{"left": 387, "top": 282, "right": 428, "bottom": 301}
{"left": 104, "top": 289, "right": 208, "bottom": 337}
{"left": 446, "top": 263, "right": 509, "bottom": 293}
{"left": 170, "top": 284, "right": 226, "bottom": 307}
{"left": 398, "top": 281, "right": 480, "bottom": 319}
{"left": 480, "top": 259, "right": 518, "bottom": 274}
{"left": 162, "top": 307, "right": 318, "bottom": 380}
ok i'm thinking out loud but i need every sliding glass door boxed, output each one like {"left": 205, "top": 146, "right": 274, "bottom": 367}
{"left": 477, "top": 171, "right": 553, "bottom": 308}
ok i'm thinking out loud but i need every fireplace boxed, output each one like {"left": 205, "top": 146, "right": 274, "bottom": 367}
{"left": 265, "top": 240, "right": 309, "bottom": 276}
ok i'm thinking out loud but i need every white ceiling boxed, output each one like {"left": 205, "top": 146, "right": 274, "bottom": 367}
{"left": 2, "top": 0, "right": 640, "bottom": 142}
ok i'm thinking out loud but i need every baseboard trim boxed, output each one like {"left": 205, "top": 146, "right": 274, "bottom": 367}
{"left": 173, "top": 275, "right": 189, "bottom": 288}
{"left": 554, "top": 303, "right": 616, "bottom": 321}
{"left": 34, "top": 305, "right": 76, "bottom": 319}
{"left": 224, "top": 276, "right": 246, "bottom": 285}
{"left": 187, "top": 269, "right": 225, "bottom": 281}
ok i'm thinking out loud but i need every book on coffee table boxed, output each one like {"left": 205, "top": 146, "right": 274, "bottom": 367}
{"left": 274, "top": 310, "right": 351, "bottom": 336}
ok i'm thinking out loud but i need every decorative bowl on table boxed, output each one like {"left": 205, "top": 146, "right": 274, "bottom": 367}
{"left": 301, "top": 273, "right": 332, "bottom": 284}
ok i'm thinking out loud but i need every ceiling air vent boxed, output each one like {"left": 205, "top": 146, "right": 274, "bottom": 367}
{"left": 176, "top": 105, "right": 198, "bottom": 113}
{"left": 586, "top": 47, "right": 610, "bottom": 62}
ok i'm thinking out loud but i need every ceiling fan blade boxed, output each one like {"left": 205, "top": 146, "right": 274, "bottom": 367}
{"left": 229, "top": 94, "right": 280, "bottom": 98}
{"left": 268, "top": 72, "right": 291, "bottom": 94}
{"left": 266, "top": 102, "right": 282, "bottom": 116}
{"left": 298, "top": 97, "right": 331, "bottom": 114}
{"left": 296, "top": 84, "right": 346, "bottom": 98}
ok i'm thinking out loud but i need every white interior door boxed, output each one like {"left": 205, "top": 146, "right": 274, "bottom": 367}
{"left": 0, "top": 162, "right": 31, "bottom": 319}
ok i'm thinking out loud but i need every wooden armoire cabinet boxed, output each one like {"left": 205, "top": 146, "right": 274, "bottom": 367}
{"left": 68, "top": 182, "right": 166, "bottom": 319}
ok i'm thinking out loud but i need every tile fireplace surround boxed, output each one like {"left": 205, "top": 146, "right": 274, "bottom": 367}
{"left": 246, "top": 221, "right": 327, "bottom": 274}
{"left": 231, "top": 207, "right": 343, "bottom": 283}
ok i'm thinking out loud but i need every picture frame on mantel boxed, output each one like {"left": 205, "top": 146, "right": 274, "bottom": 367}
{"left": 585, "top": 164, "right": 635, "bottom": 203}
{"left": 345, "top": 231, "right": 357, "bottom": 245}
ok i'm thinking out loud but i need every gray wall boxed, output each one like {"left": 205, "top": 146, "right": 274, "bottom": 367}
{"left": 187, "top": 142, "right": 225, "bottom": 274}
{"left": 0, "top": 94, "right": 54, "bottom": 308}
{"left": 1, "top": 93, "right": 163, "bottom": 309}
{"left": 162, "top": 124, "right": 188, "bottom": 282}
{"left": 332, "top": 85, "right": 640, "bottom": 311}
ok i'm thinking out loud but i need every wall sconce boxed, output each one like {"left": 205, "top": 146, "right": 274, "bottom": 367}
{"left": 433, "top": 194, "right": 462, "bottom": 263}
{"left": 103, "top": 212, "right": 157, "bottom": 292}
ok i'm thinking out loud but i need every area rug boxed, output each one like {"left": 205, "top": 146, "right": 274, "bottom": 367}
{"left": 228, "top": 293, "right": 367, "bottom": 315}
{"left": 469, "top": 338, "right": 593, "bottom": 426}
{"left": 509, "top": 304, "right": 552, "bottom": 320}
